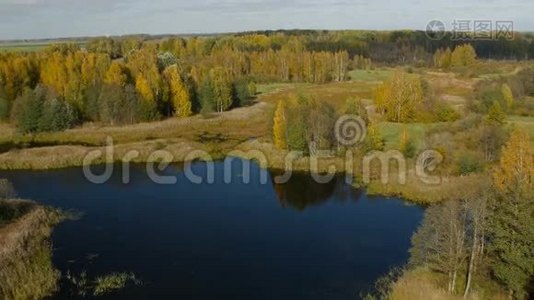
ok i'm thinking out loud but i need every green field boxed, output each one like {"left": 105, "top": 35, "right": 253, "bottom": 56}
{"left": 0, "top": 40, "right": 87, "bottom": 52}
{"left": 377, "top": 122, "right": 436, "bottom": 150}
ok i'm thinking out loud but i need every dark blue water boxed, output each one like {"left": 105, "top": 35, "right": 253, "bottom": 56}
{"left": 0, "top": 158, "right": 423, "bottom": 299}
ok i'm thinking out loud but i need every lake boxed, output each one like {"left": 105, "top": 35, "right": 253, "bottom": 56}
{"left": 0, "top": 158, "right": 423, "bottom": 299}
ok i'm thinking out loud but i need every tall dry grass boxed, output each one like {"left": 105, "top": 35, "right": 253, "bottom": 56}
{"left": 0, "top": 200, "right": 61, "bottom": 300}
{"left": 389, "top": 268, "right": 459, "bottom": 300}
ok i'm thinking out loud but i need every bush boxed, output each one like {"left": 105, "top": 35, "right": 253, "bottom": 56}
{"left": 400, "top": 137, "right": 416, "bottom": 158}
{"left": 435, "top": 103, "right": 460, "bottom": 122}
{"left": 135, "top": 98, "right": 160, "bottom": 122}
{"left": 454, "top": 151, "right": 484, "bottom": 175}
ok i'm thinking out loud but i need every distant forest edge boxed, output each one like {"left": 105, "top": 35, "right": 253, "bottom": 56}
{"left": 2, "top": 30, "right": 534, "bottom": 59}
{"left": 0, "top": 29, "right": 533, "bottom": 133}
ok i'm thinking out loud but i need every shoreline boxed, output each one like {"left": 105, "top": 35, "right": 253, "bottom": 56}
{"left": 0, "top": 138, "right": 460, "bottom": 204}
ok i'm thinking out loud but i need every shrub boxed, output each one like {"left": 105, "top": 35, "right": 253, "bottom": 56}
{"left": 454, "top": 151, "right": 484, "bottom": 175}
{"left": 435, "top": 103, "right": 460, "bottom": 122}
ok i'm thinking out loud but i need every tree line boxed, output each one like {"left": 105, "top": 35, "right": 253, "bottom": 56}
{"left": 1, "top": 31, "right": 533, "bottom": 133}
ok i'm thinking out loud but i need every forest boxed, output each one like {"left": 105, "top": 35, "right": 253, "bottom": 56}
{"left": 1, "top": 30, "right": 534, "bottom": 133}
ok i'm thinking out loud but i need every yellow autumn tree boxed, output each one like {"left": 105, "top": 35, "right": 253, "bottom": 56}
{"left": 493, "top": 128, "right": 533, "bottom": 192}
{"left": 373, "top": 83, "right": 389, "bottom": 115}
{"left": 104, "top": 61, "right": 128, "bottom": 87}
{"left": 40, "top": 51, "right": 68, "bottom": 95}
{"left": 374, "top": 72, "right": 423, "bottom": 123}
{"left": 81, "top": 53, "right": 110, "bottom": 87}
{"left": 64, "top": 51, "right": 84, "bottom": 109}
{"left": 433, "top": 47, "right": 452, "bottom": 68}
{"left": 136, "top": 74, "right": 155, "bottom": 103}
{"left": 209, "top": 67, "right": 233, "bottom": 112}
{"left": 163, "top": 65, "right": 192, "bottom": 117}
{"left": 273, "top": 100, "right": 288, "bottom": 150}
{"left": 451, "top": 44, "right": 477, "bottom": 67}
{"left": 126, "top": 48, "right": 162, "bottom": 101}
{"left": 501, "top": 83, "right": 514, "bottom": 109}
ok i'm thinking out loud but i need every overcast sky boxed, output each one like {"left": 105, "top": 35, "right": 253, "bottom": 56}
{"left": 0, "top": 0, "right": 531, "bottom": 40}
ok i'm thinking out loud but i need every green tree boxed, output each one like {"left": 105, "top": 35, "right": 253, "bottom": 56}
{"left": 10, "top": 87, "right": 44, "bottom": 133}
{"left": 286, "top": 96, "right": 308, "bottom": 152}
{"left": 490, "top": 128, "right": 534, "bottom": 299}
{"left": 38, "top": 97, "right": 77, "bottom": 132}
{"left": 233, "top": 78, "right": 255, "bottom": 107}
{"left": 199, "top": 77, "right": 215, "bottom": 115}
{"left": 98, "top": 84, "right": 126, "bottom": 125}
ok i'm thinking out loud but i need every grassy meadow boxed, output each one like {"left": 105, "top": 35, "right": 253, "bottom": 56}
{"left": 0, "top": 40, "right": 87, "bottom": 52}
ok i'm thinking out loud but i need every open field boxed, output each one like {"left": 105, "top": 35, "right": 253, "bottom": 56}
{"left": 0, "top": 40, "right": 87, "bottom": 52}
{"left": 377, "top": 122, "right": 437, "bottom": 150}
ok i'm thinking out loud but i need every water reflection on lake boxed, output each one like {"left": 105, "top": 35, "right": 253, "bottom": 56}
{"left": 0, "top": 158, "right": 423, "bottom": 299}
